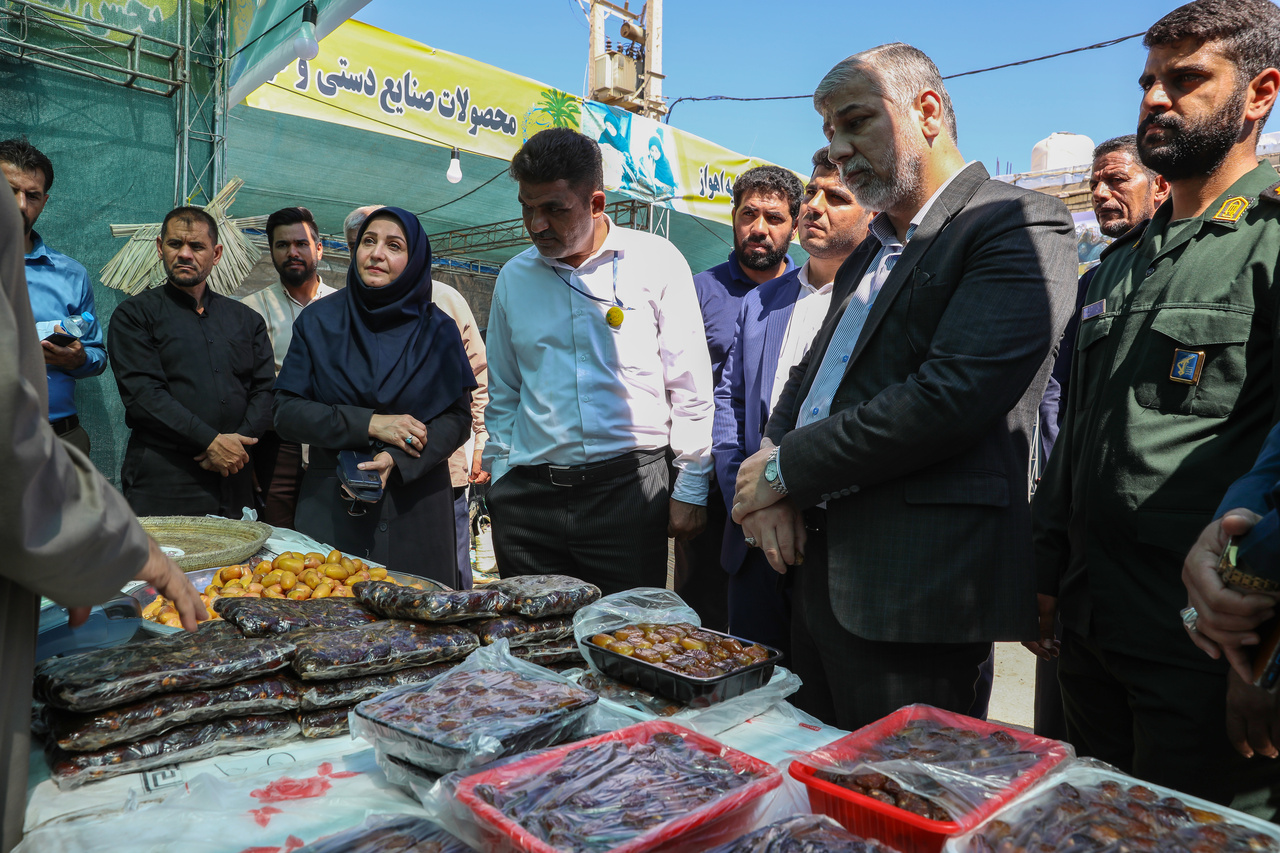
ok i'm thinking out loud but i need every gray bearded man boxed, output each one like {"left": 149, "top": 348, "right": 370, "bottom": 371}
{"left": 731, "top": 43, "right": 1077, "bottom": 731}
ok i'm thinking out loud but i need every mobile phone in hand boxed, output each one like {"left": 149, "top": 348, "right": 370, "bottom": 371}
{"left": 44, "top": 331, "right": 78, "bottom": 347}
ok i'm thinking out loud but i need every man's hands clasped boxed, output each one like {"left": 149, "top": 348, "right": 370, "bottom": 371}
{"left": 196, "top": 433, "right": 258, "bottom": 476}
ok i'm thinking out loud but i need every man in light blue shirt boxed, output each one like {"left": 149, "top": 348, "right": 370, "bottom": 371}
{"left": 1, "top": 138, "right": 105, "bottom": 457}
{"left": 483, "top": 128, "right": 714, "bottom": 595}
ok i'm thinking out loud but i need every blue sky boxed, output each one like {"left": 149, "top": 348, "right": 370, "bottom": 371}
{"left": 353, "top": 1, "right": 1191, "bottom": 176}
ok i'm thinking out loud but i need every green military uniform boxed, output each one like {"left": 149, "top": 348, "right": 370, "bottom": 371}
{"left": 1034, "top": 161, "right": 1280, "bottom": 805}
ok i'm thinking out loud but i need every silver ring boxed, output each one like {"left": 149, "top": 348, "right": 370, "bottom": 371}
{"left": 744, "top": 537, "right": 757, "bottom": 548}
{"left": 404, "top": 435, "right": 415, "bottom": 446}
{"left": 1180, "top": 605, "right": 1199, "bottom": 633}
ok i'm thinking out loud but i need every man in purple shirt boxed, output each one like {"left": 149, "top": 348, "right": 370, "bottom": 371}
{"left": 679, "top": 165, "right": 803, "bottom": 630}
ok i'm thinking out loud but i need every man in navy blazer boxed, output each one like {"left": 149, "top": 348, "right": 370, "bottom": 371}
{"left": 714, "top": 147, "right": 872, "bottom": 657}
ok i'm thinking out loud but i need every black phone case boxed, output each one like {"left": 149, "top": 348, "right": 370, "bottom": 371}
{"left": 337, "top": 450, "right": 384, "bottom": 502}
{"left": 44, "top": 332, "right": 78, "bottom": 347}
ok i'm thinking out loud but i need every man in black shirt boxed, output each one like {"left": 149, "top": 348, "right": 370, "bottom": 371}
{"left": 110, "top": 206, "right": 274, "bottom": 518}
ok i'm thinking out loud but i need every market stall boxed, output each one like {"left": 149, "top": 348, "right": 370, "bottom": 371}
{"left": 19, "top": 520, "right": 1280, "bottom": 853}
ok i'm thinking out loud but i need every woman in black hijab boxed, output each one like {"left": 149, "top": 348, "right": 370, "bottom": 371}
{"left": 273, "top": 207, "right": 475, "bottom": 587}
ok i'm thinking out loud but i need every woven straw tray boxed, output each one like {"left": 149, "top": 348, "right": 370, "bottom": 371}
{"left": 139, "top": 516, "right": 273, "bottom": 570}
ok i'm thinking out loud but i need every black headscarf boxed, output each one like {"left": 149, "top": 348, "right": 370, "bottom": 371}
{"left": 275, "top": 207, "right": 475, "bottom": 422}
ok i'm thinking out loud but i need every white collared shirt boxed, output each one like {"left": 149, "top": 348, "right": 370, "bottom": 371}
{"left": 238, "top": 278, "right": 337, "bottom": 375}
{"left": 770, "top": 263, "right": 835, "bottom": 413}
{"left": 483, "top": 217, "right": 713, "bottom": 504}
{"left": 795, "top": 166, "right": 967, "bottom": 428}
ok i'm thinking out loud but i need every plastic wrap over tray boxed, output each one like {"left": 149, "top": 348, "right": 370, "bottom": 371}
{"left": 944, "top": 759, "right": 1280, "bottom": 853}
{"left": 705, "top": 815, "right": 903, "bottom": 853}
{"left": 487, "top": 575, "right": 601, "bottom": 618}
{"left": 355, "top": 580, "right": 512, "bottom": 623}
{"left": 352, "top": 640, "right": 599, "bottom": 774}
{"left": 294, "top": 813, "right": 476, "bottom": 853}
{"left": 299, "top": 706, "right": 353, "bottom": 739}
{"left": 450, "top": 720, "right": 782, "bottom": 853}
{"left": 45, "top": 714, "right": 300, "bottom": 789}
{"left": 214, "top": 596, "right": 379, "bottom": 636}
{"left": 46, "top": 674, "right": 300, "bottom": 752}
{"left": 791, "top": 705, "right": 1072, "bottom": 850}
{"left": 475, "top": 614, "right": 576, "bottom": 647}
{"left": 33, "top": 634, "right": 296, "bottom": 712}
{"left": 291, "top": 619, "right": 479, "bottom": 680}
{"left": 298, "top": 661, "right": 459, "bottom": 711}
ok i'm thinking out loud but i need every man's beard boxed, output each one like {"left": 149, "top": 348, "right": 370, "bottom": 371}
{"left": 1138, "top": 85, "right": 1245, "bottom": 182}
{"left": 735, "top": 236, "right": 789, "bottom": 271}
{"left": 164, "top": 258, "right": 210, "bottom": 288}
{"left": 276, "top": 258, "right": 317, "bottom": 287}
{"left": 1099, "top": 206, "right": 1148, "bottom": 239}
{"left": 841, "top": 132, "right": 923, "bottom": 212}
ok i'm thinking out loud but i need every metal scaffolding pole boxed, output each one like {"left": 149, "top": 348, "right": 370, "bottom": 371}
{"left": 176, "top": 0, "right": 226, "bottom": 207}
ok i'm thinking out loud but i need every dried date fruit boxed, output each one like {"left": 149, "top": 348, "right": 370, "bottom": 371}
{"left": 214, "top": 596, "right": 379, "bottom": 636}
{"left": 970, "top": 780, "right": 1280, "bottom": 853}
{"left": 297, "top": 661, "right": 458, "bottom": 711}
{"left": 486, "top": 574, "right": 601, "bottom": 618}
{"left": 354, "top": 580, "right": 511, "bottom": 622}
{"left": 46, "top": 675, "right": 300, "bottom": 752}
{"left": 291, "top": 620, "right": 479, "bottom": 680}
{"left": 474, "top": 614, "right": 575, "bottom": 647}
{"left": 46, "top": 715, "right": 299, "bottom": 789}
{"left": 354, "top": 668, "right": 597, "bottom": 773}
{"left": 706, "top": 814, "right": 901, "bottom": 852}
{"left": 34, "top": 635, "right": 295, "bottom": 713}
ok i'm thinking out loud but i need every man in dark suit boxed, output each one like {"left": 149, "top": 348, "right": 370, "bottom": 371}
{"left": 730, "top": 42, "right": 1077, "bottom": 730}
{"left": 714, "top": 146, "right": 871, "bottom": 658}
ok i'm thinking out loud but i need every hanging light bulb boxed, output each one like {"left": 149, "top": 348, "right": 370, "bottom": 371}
{"left": 293, "top": 1, "right": 320, "bottom": 61}
{"left": 446, "top": 148, "right": 463, "bottom": 184}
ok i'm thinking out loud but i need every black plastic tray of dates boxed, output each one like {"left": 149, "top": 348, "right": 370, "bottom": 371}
{"left": 582, "top": 623, "right": 782, "bottom": 707}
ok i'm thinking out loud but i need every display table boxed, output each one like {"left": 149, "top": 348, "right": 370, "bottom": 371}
{"left": 22, "top": 522, "right": 845, "bottom": 852}
{"left": 20, "top": 701, "right": 844, "bottom": 853}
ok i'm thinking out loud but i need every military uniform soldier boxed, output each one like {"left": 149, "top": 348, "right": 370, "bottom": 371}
{"left": 1032, "top": 0, "right": 1280, "bottom": 805}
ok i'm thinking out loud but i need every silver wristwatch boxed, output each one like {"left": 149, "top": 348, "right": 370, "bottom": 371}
{"left": 763, "top": 446, "right": 788, "bottom": 496}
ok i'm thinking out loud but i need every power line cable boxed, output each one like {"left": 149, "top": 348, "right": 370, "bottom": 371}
{"left": 663, "top": 31, "right": 1145, "bottom": 122}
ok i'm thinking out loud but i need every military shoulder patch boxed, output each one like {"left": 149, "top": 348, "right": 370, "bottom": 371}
{"left": 1261, "top": 181, "right": 1280, "bottom": 204}
{"left": 1212, "top": 196, "right": 1250, "bottom": 223}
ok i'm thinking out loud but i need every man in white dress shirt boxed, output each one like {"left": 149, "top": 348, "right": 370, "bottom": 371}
{"left": 483, "top": 127, "right": 714, "bottom": 594}
{"left": 713, "top": 146, "right": 872, "bottom": 658}
{"left": 238, "top": 206, "right": 336, "bottom": 528}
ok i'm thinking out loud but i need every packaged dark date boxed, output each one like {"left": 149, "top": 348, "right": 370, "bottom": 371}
{"left": 511, "top": 638, "right": 585, "bottom": 667}
{"left": 298, "top": 661, "right": 458, "bottom": 711}
{"left": 968, "top": 774, "right": 1280, "bottom": 853}
{"left": 354, "top": 580, "right": 511, "bottom": 623}
{"left": 46, "top": 675, "right": 300, "bottom": 752}
{"left": 706, "top": 815, "right": 901, "bottom": 853}
{"left": 214, "top": 596, "right": 379, "bottom": 637}
{"left": 353, "top": 665, "right": 597, "bottom": 773}
{"left": 487, "top": 574, "right": 601, "bottom": 618}
{"left": 290, "top": 620, "right": 479, "bottom": 680}
{"left": 46, "top": 714, "right": 299, "bottom": 789}
{"left": 299, "top": 706, "right": 352, "bottom": 739}
{"left": 34, "top": 635, "right": 296, "bottom": 713}
{"left": 474, "top": 614, "right": 575, "bottom": 647}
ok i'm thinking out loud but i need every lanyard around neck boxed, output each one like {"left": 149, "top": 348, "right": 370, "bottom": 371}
{"left": 552, "top": 256, "right": 628, "bottom": 312}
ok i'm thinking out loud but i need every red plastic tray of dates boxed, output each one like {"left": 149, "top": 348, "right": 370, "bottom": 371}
{"left": 454, "top": 720, "right": 781, "bottom": 853}
{"left": 789, "top": 704, "right": 1072, "bottom": 853}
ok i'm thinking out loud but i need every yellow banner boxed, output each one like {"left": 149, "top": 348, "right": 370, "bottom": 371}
{"left": 245, "top": 19, "right": 788, "bottom": 226}
{"left": 245, "top": 19, "right": 580, "bottom": 161}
